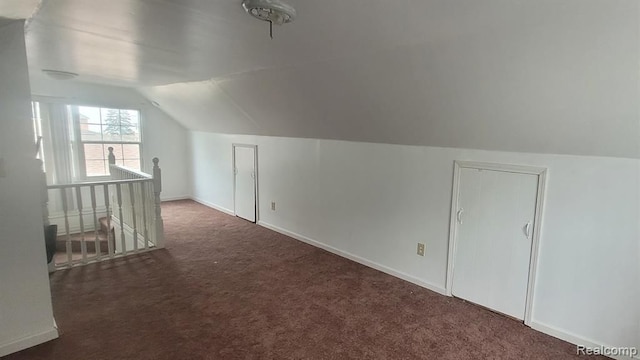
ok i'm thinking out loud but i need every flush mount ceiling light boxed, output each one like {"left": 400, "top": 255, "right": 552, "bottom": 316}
{"left": 42, "top": 69, "right": 79, "bottom": 80}
{"left": 242, "top": 0, "right": 296, "bottom": 39}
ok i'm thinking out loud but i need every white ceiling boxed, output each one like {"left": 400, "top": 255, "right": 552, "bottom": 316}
{"left": 23, "top": 0, "right": 514, "bottom": 87}
{"left": 5, "top": 0, "right": 640, "bottom": 158}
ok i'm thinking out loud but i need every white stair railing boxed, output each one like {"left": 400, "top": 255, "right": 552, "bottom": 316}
{"left": 43, "top": 150, "right": 164, "bottom": 269}
{"left": 107, "top": 147, "right": 164, "bottom": 250}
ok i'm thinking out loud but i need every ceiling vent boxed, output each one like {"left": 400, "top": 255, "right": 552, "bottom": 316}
{"left": 242, "top": 0, "right": 296, "bottom": 38}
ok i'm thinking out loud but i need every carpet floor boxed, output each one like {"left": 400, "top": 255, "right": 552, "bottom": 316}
{"left": 5, "top": 200, "right": 601, "bottom": 360}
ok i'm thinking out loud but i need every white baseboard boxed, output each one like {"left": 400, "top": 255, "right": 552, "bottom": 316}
{"left": 257, "top": 221, "right": 447, "bottom": 296}
{"left": 530, "top": 321, "right": 639, "bottom": 360}
{"left": 161, "top": 195, "right": 191, "bottom": 202}
{"left": 190, "top": 197, "right": 235, "bottom": 216}
{"left": 0, "top": 326, "right": 58, "bottom": 357}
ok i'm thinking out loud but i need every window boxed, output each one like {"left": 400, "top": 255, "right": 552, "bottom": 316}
{"left": 31, "top": 101, "right": 144, "bottom": 183}
{"left": 73, "top": 106, "right": 142, "bottom": 178}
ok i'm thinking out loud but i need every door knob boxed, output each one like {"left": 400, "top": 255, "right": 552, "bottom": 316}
{"left": 524, "top": 222, "right": 532, "bottom": 238}
{"left": 456, "top": 208, "right": 464, "bottom": 224}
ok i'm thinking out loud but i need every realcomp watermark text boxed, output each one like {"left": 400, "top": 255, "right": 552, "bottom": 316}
{"left": 577, "top": 345, "right": 638, "bottom": 357}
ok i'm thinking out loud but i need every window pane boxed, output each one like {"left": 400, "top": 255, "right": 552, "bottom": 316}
{"left": 120, "top": 110, "right": 140, "bottom": 142}
{"left": 123, "top": 159, "right": 140, "bottom": 170}
{"left": 122, "top": 144, "right": 139, "bottom": 160}
{"left": 103, "top": 130, "right": 122, "bottom": 142}
{"left": 121, "top": 133, "right": 140, "bottom": 142}
{"left": 84, "top": 144, "right": 105, "bottom": 160}
{"left": 79, "top": 106, "right": 101, "bottom": 124}
{"left": 80, "top": 123, "right": 103, "bottom": 141}
{"left": 85, "top": 160, "right": 108, "bottom": 177}
{"left": 101, "top": 108, "right": 122, "bottom": 141}
{"left": 106, "top": 144, "right": 124, "bottom": 160}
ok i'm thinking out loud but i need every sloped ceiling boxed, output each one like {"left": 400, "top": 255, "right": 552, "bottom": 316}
{"left": 15, "top": 0, "right": 640, "bottom": 158}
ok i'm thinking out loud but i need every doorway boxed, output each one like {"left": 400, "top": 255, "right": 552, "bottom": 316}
{"left": 233, "top": 144, "right": 257, "bottom": 223}
{"left": 446, "top": 161, "right": 547, "bottom": 325}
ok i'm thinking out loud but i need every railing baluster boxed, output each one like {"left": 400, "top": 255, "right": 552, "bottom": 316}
{"left": 116, "top": 183, "right": 127, "bottom": 255}
{"left": 60, "top": 188, "right": 72, "bottom": 266}
{"left": 140, "top": 182, "right": 150, "bottom": 250}
{"left": 103, "top": 184, "right": 114, "bottom": 258}
{"left": 151, "top": 182, "right": 156, "bottom": 243}
{"left": 90, "top": 185, "right": 101, "bottom": 261}
{"left": 76, "top": 186, "right": 87, "bottom": 264}
{"left": 128, "top": 182, "right": 138, "bottom": 252}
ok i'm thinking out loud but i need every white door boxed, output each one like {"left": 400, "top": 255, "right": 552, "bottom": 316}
{"left": 234, "top": 146, "right": 256, "bottom": 222}
{"left": 452, "top": 168, "right": 539, "bottom": 320}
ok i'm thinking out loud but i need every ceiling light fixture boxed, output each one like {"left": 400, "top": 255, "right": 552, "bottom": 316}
{"left": 242, "top": 0, "right": 296, "bottom": 39}
{"left": 42, "top": 69, "right": 79, "bottom": 81}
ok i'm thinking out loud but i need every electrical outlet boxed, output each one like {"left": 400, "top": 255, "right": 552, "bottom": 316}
{"left": 417, "top": 243, "right": 425, "bottom": 256}
{"left": 271, "top": 201, "right": 276, "bottom": 211}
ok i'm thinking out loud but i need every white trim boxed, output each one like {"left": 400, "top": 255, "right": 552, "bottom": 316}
{"left": 161, "top": 195, "right": 191, "bottom": 202}
{"left": 0, "top": 326, "right": 58, "bottom": 357}
{"left": 530, "top": 321, "right": 640, "bottom": 360}
{"left": 232, "top": 143, "right": 259, "bottom": 223}
{"left": 445, "top": 160, "right": 548, "bottom": 327}
{"left": 454, "top": 160, "right": 547, "bottom": 175}
{"left": 190, "top": 196, "right": 235, "bottom": 216}
{"left": 258, "top": 221, "right": 448, "bottom": 296}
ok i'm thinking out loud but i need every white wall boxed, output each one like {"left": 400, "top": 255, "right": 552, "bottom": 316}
{"left": 0, "top": 20, "right": 58, "bottom": 356}
{"left": 191, "top": 132, "right": 640, "bottom": 355}
{"left": 29, "top": 75, "right": 191, "bottom": 200}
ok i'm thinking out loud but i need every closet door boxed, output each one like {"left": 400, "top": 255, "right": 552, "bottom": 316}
{"left": 233, "top": 146, "right": 256, "bottom": 222}
{"left": 452, "top": 168, "right": 539, "bottom": 320}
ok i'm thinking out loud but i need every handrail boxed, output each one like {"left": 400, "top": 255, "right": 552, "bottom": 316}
{"left": 109, "top": 164, "right": 152, "bottom": 179}
{"left": 47, "top": 178, "right": 150, "bottom": 190}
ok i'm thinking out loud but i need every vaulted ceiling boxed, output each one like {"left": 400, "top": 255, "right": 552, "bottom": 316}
{"left": 4, "top": 0, "right": 639, "bottom": 158}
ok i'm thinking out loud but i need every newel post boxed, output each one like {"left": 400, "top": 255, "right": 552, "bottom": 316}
{"left": 152, "top": 157, "right": 165, "bottom": 248}
{"left": 107, "top": 146, "right": 116, "bottom": 165}
{"left": 107, "top": 146, "right": 116, "bottom": 176}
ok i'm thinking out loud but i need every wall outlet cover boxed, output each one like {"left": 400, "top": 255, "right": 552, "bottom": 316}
{"left": 417, "top": 243, "right": 425, "bottom": 256}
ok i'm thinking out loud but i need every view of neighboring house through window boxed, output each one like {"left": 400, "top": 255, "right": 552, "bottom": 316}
{"left": 75, "top": 106, "right": 142, "bottom": 177}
